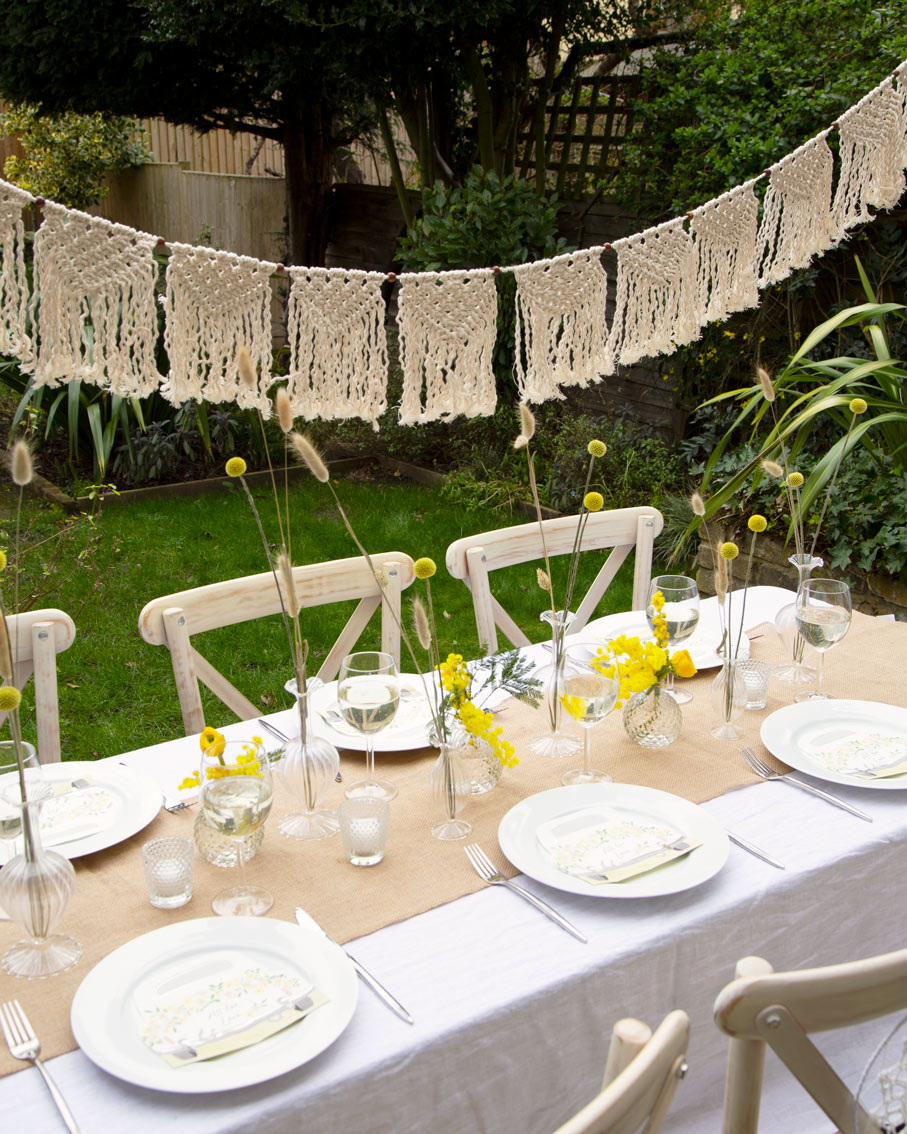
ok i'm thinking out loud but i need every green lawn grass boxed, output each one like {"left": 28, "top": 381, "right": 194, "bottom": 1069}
{"left": 5, "top": 472, "right": 647, "bottom": 760}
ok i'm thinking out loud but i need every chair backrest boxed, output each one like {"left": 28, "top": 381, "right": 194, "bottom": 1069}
{"left": 446, "top": 507, "right": 664, "bottom": 655}
{"left": 554, "top": 1011, "right": 690, "bottom": 1134}
{"left": 0, "top": 608, "right": 76, "bottom": 763}
{"left": 714, "top": 948, "right": 907, "bottom": 1134}
{"left": 138, "top": 552, "right": 416, "bottom": 735}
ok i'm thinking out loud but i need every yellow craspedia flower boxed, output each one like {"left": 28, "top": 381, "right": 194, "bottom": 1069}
{"left": 719, "top": 541, "right": 739, "bottom": 560}
{"left": 787, "top": 471, "right": 804, "bottom": 489}
{"left": 414, "top": 557, "right": 437, "bottom": 579}
{"left": 849, "top": 397, "right": 868, "bottom": 414}
{"left": 0, "top": 685, "right": 21, "bottom": 711}
{"left": 584, "top": 491, "right": 604, "bottom": 512}
{"left": 587, "top": 439, "right": 606, "bottom": 458}
{"left": 0, "top": 549, "right": 6, "bottom": 570}
{"left": 225, "top": 457, "right": 247, "bottom": 478}
{"left": 747, "top": 514, "right": 767, "bottom": 533}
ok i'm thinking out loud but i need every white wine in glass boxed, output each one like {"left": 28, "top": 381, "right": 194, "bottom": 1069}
{"left": 646, "top": 575, "right": 700, "bottom": 705}
{"left": 339, "top": 651, "right": 400, "bottom": 801}
{"left": 558, "top": 644, "right": 620, "bottom": 784}
{"left": 794, "top": 579, "right": 852, "bottom": 702}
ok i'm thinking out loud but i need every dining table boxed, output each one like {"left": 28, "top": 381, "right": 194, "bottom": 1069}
{"left": 1, "top": 585, "right": 906, "bottom": 1133}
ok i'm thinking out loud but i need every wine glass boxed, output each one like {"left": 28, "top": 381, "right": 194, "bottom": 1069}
{"left": 0, "top": 740, "right": 46, "bottom": 841}
{"left": 199, "top": 738, "right": 274, "bottom": 916}
{"left": 646, "top": 575, "right": 700, "bottom": 705}
{"left": 557, "top": 644, "right": 621, "bottom": 784}
{"left": 794, "top": 579, "right": 852, "bottom": 703}
{"left": 339, "top": 651, "right": 400, "bottom": 802}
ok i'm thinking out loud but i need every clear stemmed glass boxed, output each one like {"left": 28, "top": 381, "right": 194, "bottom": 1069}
{"left": 646, "top": 575, "right": 700, "bottom": 705}
{"left": 199, "top": 738, "right": 274, "bottom": 916}
{"left": 794, "top": 578, "right": 852, "bottom": 703}
{"left": 339, "top": 651, "right": 400, "bottom": 802}
{"left": 557, "top": 644, "right": 621, "bottom": 784}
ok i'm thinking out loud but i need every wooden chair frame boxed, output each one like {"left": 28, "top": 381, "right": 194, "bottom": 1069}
{"left": 0, "top": 608, "right": 76, "bottom": 763}
{"left": 138, "top": 553, "right": 415, "bottom": 735}
{"left": 554, "top": 1011, "right": 690, "bottom": 1134}
{"left": 715, "top": 949, "right": 907, "bottom": 1134}
{"left": 445, "top": 507, "right": 664, "bottom": 655}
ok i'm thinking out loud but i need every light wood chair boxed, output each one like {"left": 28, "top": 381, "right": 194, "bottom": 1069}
{"left": 554, "top": 1011, "right": 690, "bottom": 1134}
{"left": 714, "top": 948, "right": 907, "bottom": 1133}
{"left": 0, "top": 608, "right": 76, "bottom": 763}
{"left": 445, "top": 506, "right": 664, "bottom": 655}
{"left": 138, "top": 553, "right": 416, "bottom": 735}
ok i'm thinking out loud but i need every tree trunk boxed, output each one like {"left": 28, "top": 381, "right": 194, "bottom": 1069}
{"left": 282, "top": 99, "right": 335, "bottom": 268}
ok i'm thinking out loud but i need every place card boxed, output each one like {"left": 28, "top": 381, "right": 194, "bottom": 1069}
{"left": 803, "top": 730, "right": 907, "bottom": 779}
{"left": 134, "top": 950, "right": 329, "bottom": 1067}
{"left": 536, "top": 807, "right": 701, "bottom": 884}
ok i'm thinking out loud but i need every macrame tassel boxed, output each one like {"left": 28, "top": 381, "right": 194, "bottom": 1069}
{"left": 691, "top": 184, "right": 759, "bottom": 322}
{"left": 833, "top": 80, "right": 907, "bottom": 230}
{"left": 608, "top": 220, "right": 700, "bottom": 366}
{"left": 29, "top": 203, "right": 161, "bottom": 395}
{"left": 513, "top": 248, "right": 610, "bottom": 403}
{"left": 162, "top": 243, "right": 276, "bottom": 412}
{"left": 396, "top": 269, "right": 497, "bottom": 424}
{"left": 0, "top": 180, "right": 33, "bottom": 365}
{"left": 285, "top": 267, "right": 388, "bottom": 428}
{"left": 757, "top": 136, "right": 838, "bottom": 288}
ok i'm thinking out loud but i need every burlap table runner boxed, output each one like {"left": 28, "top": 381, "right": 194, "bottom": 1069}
{"left": 1, "top": 609, "right": 904, "bottom": 1073}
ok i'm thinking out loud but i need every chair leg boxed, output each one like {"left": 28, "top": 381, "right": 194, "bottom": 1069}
{"left": 722, "top": 956, "right": 774, "bottom": 1134}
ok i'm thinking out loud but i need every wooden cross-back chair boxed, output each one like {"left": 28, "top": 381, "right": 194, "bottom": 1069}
{"left": 715, "top": 949, "right": 907, "bottom": 1134}
{"left": 138, "top": 553, "right": 416, "bottom": 735}
{"left": 554, "top": 1011, "right": 690, "bottom": 1134}
{"left": 0, "top": 608, "right": 76, "bottom": 763}
{"left": 445, "top": 507, "right": 663, "bottom": 655}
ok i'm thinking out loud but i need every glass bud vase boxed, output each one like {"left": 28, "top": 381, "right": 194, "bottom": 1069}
{"left": 529, "top": 610, "right": 582, "bottom": 759}
{"left": 278, "top": 680, "right": 341, "bottom": 840}
{"left": 622, "top": 684, "right": 683, "bottom": 748}
{"left": 428, "top": 722, "right": 502, "bottom": 795}
{"left": 0, "top": 798, "right": 81, "bottom": 979}
{"left": 710, "top": 661, "right": 748, "bottom": 740}
{"left": 430, "top": 743, "right": 472, "bottom": 841}
{"left": 774, "top": 553, "right": 823, "bottom": 685}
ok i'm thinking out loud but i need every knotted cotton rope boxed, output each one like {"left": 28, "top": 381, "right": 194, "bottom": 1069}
{"left": 285, "top": 267, "right": 388, "bottom": 428}
{"left": 0, "top": 180, "right": 33, "bottom": 364}
{"left": 29, "top": 202, "right": 161, "bottom": 395}
{"left": 512, "top": 248, "right": 611, "bottom": 403}
{"left": 691, "top": 184, "right": 760, "bottom": 322}
{"left": 396, "top": 269, "right": 497, "bottom": 423}
{"left": 608, "top": 220, "right": 699, "bottom": 366}
{"left": 834, "top": 79, "right": 907, "bottom": 230}
{"left": 162, "top": 242, "right": 276, "bottom": 412}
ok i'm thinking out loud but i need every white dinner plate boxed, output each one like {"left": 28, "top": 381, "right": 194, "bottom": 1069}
{"left": 498, "top": 784, "right": 729, "bottom": 899}
{"left": 761, "top": 700, "right": 907, "bottom": 790}
{"left": 71, "top": 917, "right": 358, "bottom": 1093}
{"left": 583, "top": 608, "right": 749, "bottom": 670}
{"left": 307, "top": 673, "right": 436, "bottom": 752}
{"left": 0, "top": 760, "right": 162, "bottom": 866}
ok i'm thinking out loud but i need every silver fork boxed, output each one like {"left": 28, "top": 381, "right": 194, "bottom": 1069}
{"left": 0, "top": 1000, "right": 81, "bottom": 1133}
{"left": 739, "top": 746, "right": 872, "bottom": 822}
{"left": 464, "top": 844, "right": 587, "bottom": 943}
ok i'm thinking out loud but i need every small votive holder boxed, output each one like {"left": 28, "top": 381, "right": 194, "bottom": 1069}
{"left": 142, "top": 836, "right": 194, "bottom": 908}
{"left": 338, "top": 798, "right": 389, "bottom": 866}
{"left": 738, "top": 659, "right": 772, "bottom": 710}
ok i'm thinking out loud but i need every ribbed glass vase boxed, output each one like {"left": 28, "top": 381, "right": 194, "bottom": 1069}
{"left": 529, "top": 610, "right": 582, "bottom": 759}
{"left": 278, "top": 681, "right": 340, "bottom": 840}
{"left": 430, "top": 743, "right": 472, "bottom": 841}
{"left": 773, "top": 553, "right": 823, "bottom": 685}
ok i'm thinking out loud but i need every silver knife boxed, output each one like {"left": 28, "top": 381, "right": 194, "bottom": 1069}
{"left": 726, "top": 830, "right": 785, "bottom": 870}
{"left": 777, "top": 773, "right": 873, "bottom": 822}
{"left": 295, "top": 907, "right": 413, "bottom": 1025}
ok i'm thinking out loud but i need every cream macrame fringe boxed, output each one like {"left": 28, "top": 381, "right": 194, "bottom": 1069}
{"left": 0, "top": 181, "right": 32, "bottom": 364}
{"left": 834, "top": 80, "right": 907, "bottom": 230}
{"left": 29, "top": 203, "right": 162, "bottom": 395}
{"left": 285, "top": 267, "right": 388, "bottom": 428}
{"left": 691, "top": 184, "right": 760, "bottom": 322}
{"left": 162, "top": 243, "right": 276, "bottom": 413}
{"left": 396, "top": 269, "right": 498, "bottom": 423}
{"left": 608, "top": 220, "right": 699, "bottom": 366}
{"left": 513, "top": 248, "right": 610, "bottom": 404}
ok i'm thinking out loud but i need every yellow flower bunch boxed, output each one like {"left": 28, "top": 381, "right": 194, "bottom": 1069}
{"left": 178, "top": 728, "right": 264, "bottom": 789}
{"left": 598, "top": 594, "right": 696, "bottom": 706}
{"left": 438, "top": 654, "right": 518, "bottom": 768}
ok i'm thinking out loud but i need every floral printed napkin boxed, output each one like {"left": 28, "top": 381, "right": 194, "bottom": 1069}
{"left": 803, "top": 730, "right": 907, "bottom": 779}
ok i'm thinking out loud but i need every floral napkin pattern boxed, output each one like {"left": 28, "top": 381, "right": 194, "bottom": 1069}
{"left": 804, "top": 730, "right": 907, "bottom": 779}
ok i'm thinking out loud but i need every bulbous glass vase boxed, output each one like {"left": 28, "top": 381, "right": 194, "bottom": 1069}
{"left": 622, "top": 684, "right": 683, "bottom": 748}
{"left": 710, "top": 661, "right": 748, "bottom": 740}
{"left": 529, "top": 610, "right": 582, "bottom": 759}
{"left": 430, "top": 743, "right": 472, "bottom": 841}
{"left": 774, "top": 553, "right": 823, "bottom": 685}
{"left": 278, "top": 680, "right": 341, "bottom": 840}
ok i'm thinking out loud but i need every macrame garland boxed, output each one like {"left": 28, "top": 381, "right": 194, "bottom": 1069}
{"left": 756, "top": 136, "right": 838, "bottom": 288}
{"left": 285, "top": 267, "right": 388, "bottom": 428}
{"left": 396, "top": 270, "right": 497, "bottom": 424}
{"left": 833, "top": 80, "right": 907, "bottom": 230}
{"left": 608, "top": 220, "right": 700, "bottom": 366}
{"left": 28, "top": 203, "right": 161, "bottom": 395}
{"left": 691, "top": 184, "right": 760, "bottom": 322}
{"left": 0, "top": 180, "right": 33, "bottom": 364}
{"left": 162, "top": 243, "right": 276, "bottom": 413}
{"left": 512, "top": 248, "right": 611, "bottom": 404}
